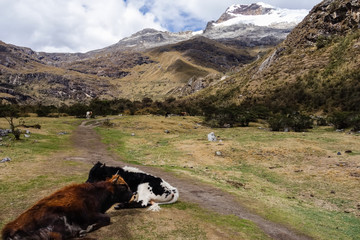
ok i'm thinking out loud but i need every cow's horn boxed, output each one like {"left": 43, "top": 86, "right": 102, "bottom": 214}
{"left": 112, "top": 170, "right": 120, "bottom": 184}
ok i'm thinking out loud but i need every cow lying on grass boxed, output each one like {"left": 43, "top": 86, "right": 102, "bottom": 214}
{"left": 86, "top": 162, "right": 179, "bottom": 211}
{"left": 2, "top": 174, "right": 134, "bottom": 240}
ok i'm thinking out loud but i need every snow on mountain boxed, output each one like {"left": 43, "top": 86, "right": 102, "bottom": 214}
{"left": 213, "top": 2, "right": 309, "bottom": 28}
{"left": 107, "top": 2, "right": 310, "bottom": 51}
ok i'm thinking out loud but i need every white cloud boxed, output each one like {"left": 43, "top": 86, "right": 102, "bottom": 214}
{"left": 0, "top": 0, "right": 163, "bottom": 52}
{"left": 0, "top": 0, "right": 322, "bottom": 53}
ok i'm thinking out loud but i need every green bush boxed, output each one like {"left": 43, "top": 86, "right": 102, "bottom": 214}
{"left": 327, "top": 111, "right": 352, "bottom": 129}
{"left": 202, "top": 104, "right": 257, "bottom": 128}
{"left": 268, "top": 112, "right": 313, "bottom": 132}
{"left": 350, "top": 114, "right": 360, "bottom": 131}
{"left": 329, "top": 112, "right": 360, "bottom": 131}
{"left": 268, "top": 114, "right": 290, "bottom": 131}
{"left": 35, "top": 105, "right": 56, "bottom": 117}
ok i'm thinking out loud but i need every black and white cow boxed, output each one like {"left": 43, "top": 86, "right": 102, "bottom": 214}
{"left": 86, "top": 162, "right": 179, "bottom": 211}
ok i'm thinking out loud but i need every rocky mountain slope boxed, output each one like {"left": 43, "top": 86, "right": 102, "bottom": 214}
{"left": 0, "top": 41, "right": 118, "bottom": 104}
{"left": 188, "top": 0, "right": 360, "bottom": 112}
{"left": 0, "top": 2, "right": 309, "bottom": 105}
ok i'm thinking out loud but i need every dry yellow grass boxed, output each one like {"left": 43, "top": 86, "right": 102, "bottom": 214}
{"left": 111, "top": 51, "right": 218, "bottom": 100}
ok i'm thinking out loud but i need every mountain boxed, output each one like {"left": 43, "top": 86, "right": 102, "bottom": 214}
{"left": 100, "top": 28, "right": 196, "bottom": 52}
{"left": 0, "top": 41, "right": 118, "bottom": 104}
{"left": 0, "top": 2, "right": 309, "bottom": 105}
{"left": 94, "top": 2, "right": 309, "bottom": 52}
{"left": 203, "top": 2, "right": 309, "bottom": 47}
{"left": 188, "top": 0, "right": 360, "bottom": 112}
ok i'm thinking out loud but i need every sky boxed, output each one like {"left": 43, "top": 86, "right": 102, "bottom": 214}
{"left": 0, "top": 0, "right": 323, "bottom": 53}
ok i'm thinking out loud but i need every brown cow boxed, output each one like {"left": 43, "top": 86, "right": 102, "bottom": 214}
{"left": 2, "top": 174, "right": 134, "bottom": 240}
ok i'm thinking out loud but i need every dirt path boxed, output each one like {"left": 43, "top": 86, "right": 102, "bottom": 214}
{"left": 70, "top": 121, "right": 312, "bottom": 240}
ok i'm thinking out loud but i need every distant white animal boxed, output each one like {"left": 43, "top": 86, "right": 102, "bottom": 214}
{"left": 86, "top": 111, "right": 92, "bottom": 119}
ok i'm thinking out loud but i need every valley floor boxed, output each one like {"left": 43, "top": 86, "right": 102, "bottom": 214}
{"left": 0, "top": 115, "right": 359, "bottom": 239}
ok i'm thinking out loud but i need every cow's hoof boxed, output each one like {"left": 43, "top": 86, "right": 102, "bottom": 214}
{"left": 147, "top": 203, "right": 161, "bottom": 212}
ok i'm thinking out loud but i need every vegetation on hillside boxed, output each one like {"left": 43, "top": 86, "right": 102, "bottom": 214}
{"left": 2, "top": 95, "right": 360, "bottom": 133}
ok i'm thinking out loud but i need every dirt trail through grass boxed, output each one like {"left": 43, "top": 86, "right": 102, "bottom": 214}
{"left": 71, "top": 121, "right": 312, "bottom": 240}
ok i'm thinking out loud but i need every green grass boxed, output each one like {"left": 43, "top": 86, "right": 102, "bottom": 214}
{"left": 0, "top": 117, "right": 85, "bottom": 229}
{"left": 293, "top": 206, "right": 360, "bottom": 240}
{"left": 95, "top": 125, "right": 184, "bottom": 165}
{"left": 169, "top": 201, "right": 271, "bottom": 240}
{"left": 0, "top": 117, "right": 81, "bottom": 161}
{"left": 95, "top": 128, "right": 142, "bottom": 164}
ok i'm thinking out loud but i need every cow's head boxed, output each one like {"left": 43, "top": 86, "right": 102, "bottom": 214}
{"left": 107, "top": 174, "right": 135, "bottom": 203}
{"left": 86, "top": 161, "right": 107, "bottom": 183}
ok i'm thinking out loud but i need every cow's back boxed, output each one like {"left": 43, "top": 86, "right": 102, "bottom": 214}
{"left": 1, "top": 182, "right": 116, "bottom": 240}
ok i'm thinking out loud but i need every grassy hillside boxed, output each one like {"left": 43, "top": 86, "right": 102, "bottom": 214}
{"left": 110, "top": 51, "right": 218, "bottom": 100}
{"left": 196, "top": 30, "right": 360, "bottom": 112}
{"left": 153, "top": 36, "right": 261, "bottom": 72}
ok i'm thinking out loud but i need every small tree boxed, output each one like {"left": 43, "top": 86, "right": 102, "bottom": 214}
{"left": 0, "top": 104, "right": 21, "bottom": 140}
{"left": 268, "top": 112, "right": 313, "bottom": 132}
{"left": 327, "top": 111, "right": 352, "bottom": 129}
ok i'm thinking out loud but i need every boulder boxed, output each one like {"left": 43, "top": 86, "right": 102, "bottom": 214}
{"left": 207, "top": 132, "right": 217, "bottom": 142}
{"left": 215, "top": 151, "right": 222, "bottom": 156}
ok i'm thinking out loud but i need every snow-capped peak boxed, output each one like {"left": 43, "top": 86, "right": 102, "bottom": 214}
{"left": 214, "top": 2, "right": 309, "bottom": 28}
{"left": 256, "top": 2, "right": 274, "bottom": 9}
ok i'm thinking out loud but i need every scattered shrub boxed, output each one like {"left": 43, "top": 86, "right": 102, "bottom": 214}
{"left": 316, "top": 36, "right": 331, "bottom": 49}
{"left": 349, "top": 114, "right": 360, "bottom": 131}
{"left": 102, "top": 119, "right": 114, "bottom": 127}
{"left": 202, "top": 104, "right": 258, "bottom": 128}
{"left": 268, "top": 114, "right": 290, "bottom": 132}
{"left": 268, "top": 112, "right": 313, "bottom": 132}
{"left": 328, "top": 111, "right": 360, "bottom": 131}
{"left": 327, "top": 111, "right": 352, "bottom": 129}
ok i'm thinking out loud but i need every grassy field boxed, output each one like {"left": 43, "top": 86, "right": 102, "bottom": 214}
{"left": 1, "top": 115, "right": 359, "bottom": 239}
{"left": 0, "top": 117, "right": 86, "bottom": 226}
{"left": 95, "top": 115, "right": 360, "bottom": 240}
{"left": 0, "top": 116, "right": 269, "bottom": 240}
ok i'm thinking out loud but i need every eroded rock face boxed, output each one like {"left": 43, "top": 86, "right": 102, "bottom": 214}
{"left": 284, "top": 0, "right": 360, "bottom": 48}
{"left": 0, "top": 72, "right": 114, "bottom": 104}
{"left": 258, "top": 0, "right": 360, "bottom": 72}
{"left": 169, "top": 74, "right": 222, "bottom": 97}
